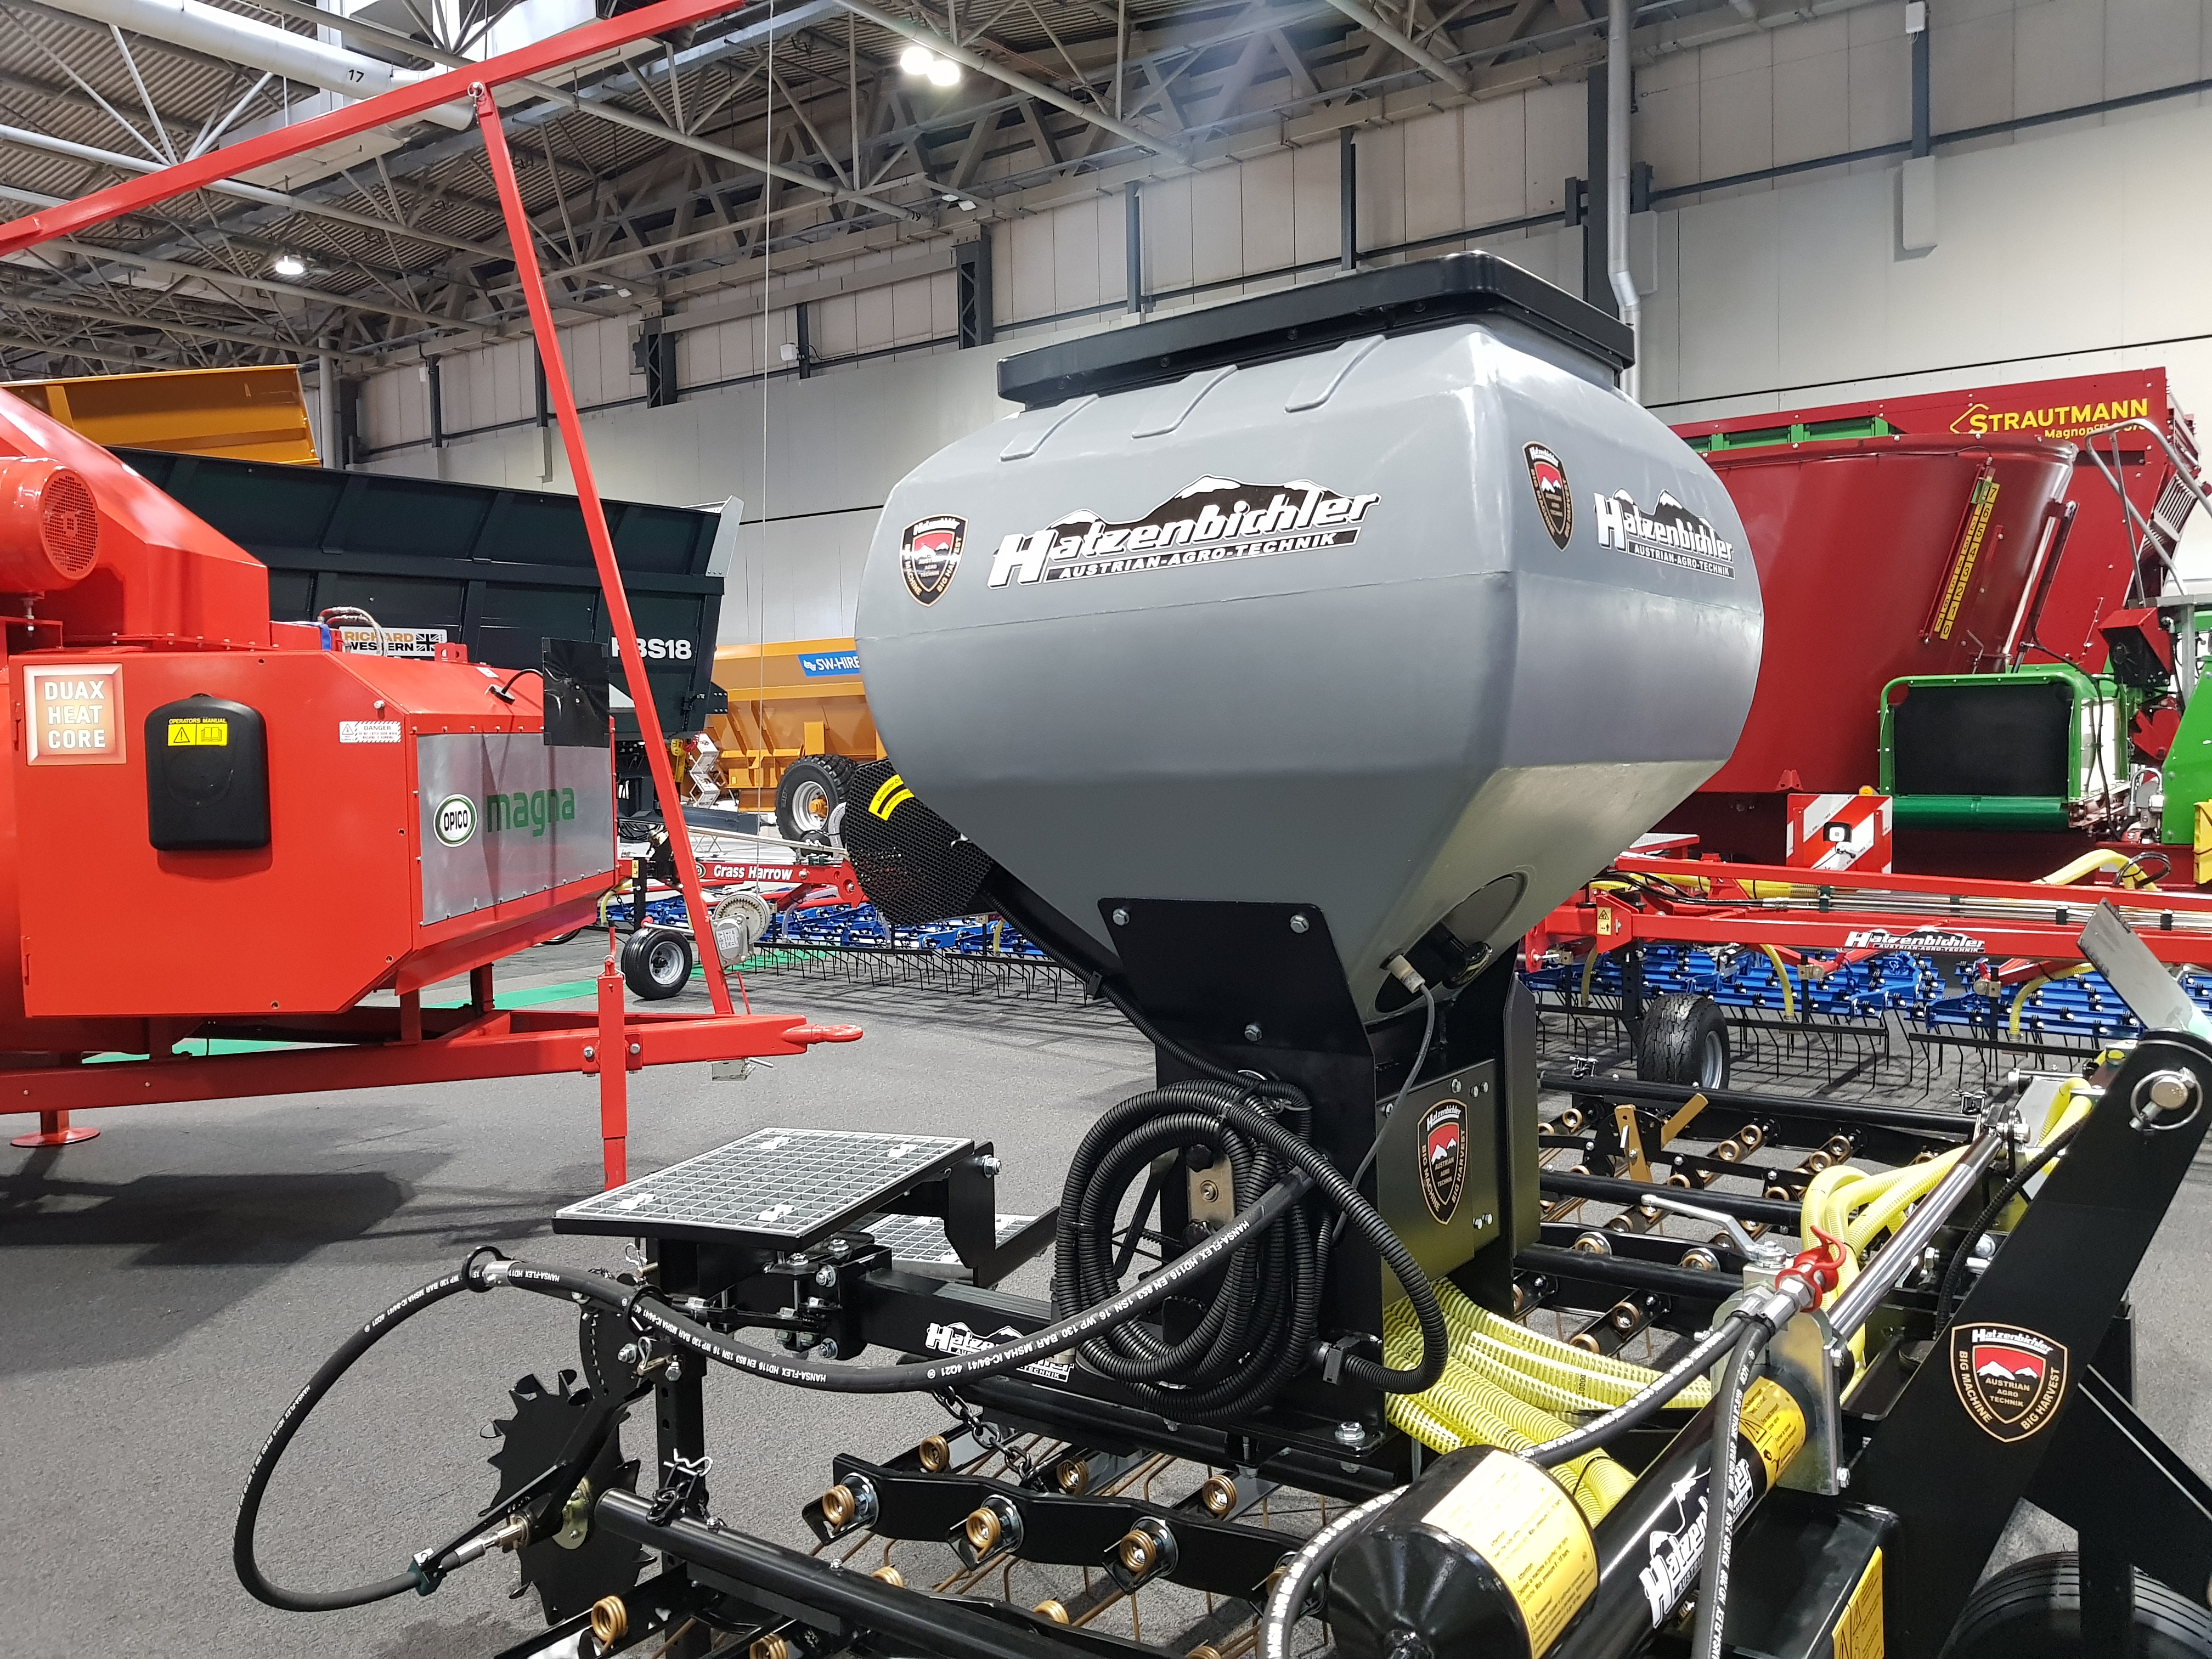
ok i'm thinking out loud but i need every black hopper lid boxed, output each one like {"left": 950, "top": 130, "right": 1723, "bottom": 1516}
{"left": 995, "top": 251, "right": 1634, "bottom": 410}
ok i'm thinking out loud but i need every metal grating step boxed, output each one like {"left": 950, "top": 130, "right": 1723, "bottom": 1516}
{"left": 555, "top": 1126, "right": 973, "bottom": 1247}
{"left": 864, "top": 1211, "right": 1036, "bottom": 1266}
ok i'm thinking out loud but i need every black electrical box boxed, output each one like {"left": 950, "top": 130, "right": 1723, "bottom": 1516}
{"left": 145, "top": 695, "right": 270, "bottom": 851}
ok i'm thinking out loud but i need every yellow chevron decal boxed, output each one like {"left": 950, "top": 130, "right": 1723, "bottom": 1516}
{"left": 870, "top": 774, "right": 915, "bottom": 820}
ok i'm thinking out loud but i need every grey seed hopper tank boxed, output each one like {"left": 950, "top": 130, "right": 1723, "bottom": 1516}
{"left": 855, "top": 253, "right": 1763, "bottom": 1020}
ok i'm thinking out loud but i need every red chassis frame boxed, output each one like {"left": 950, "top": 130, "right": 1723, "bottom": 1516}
{"left": 1529, "top": 853, "right": 2212, "bottom": 978}
{"left": 0, "top": 0, "right": 862, "bottom": 1182}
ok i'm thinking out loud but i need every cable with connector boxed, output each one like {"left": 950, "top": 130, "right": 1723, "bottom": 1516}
{"left": 1334, "top": 954, "right": 1438, "bottom": 1237}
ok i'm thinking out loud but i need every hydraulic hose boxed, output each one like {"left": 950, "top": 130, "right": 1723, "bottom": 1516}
{"left": 235, "top": 1267, "right": 478, "bottom": 1611}
{"left": 235, "top": 1180, "right": 1316, "bottom": 1610}
{"left": 1260, "top": 1487, "right": 1398, "bottom": 1659}
{"left": 1688, "top": 1319, "right": 1773, "bottom": 1659}
{"left": 1053, "top": 1079, "right": 1449, "bottom": 1421}
{"left": 1522, "top": 1311, "right": 1753, "bottom": 1470}
{"left": 1933, "top": 1117, "right": 2086, "bottom": 1328}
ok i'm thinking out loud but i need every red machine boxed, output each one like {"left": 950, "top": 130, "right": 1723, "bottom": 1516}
{"left": 1527, "top": 850, "right": 2212, "bottom": 973}
{"left": 0, "top": 307, "right": 847, "bottom": 1171}
{"left": 1664, "top": 372, "right": 2199, "bottom": 868}
{"left": 0, "top": 0, "right": 870, "bottom": 1185}
{"left": 1673, "top": 370, "right": 2193, "bottom": 672}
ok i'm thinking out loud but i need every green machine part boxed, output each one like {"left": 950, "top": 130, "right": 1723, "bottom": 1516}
{"left": 2162, "top": 643, "right": 2212, "bottom": 849}
{"left": 1879, "top": 663, "right": 2135, "bottom": 832}
{"left": 1683, "top": 415, "right": 1897, "bottom": 454}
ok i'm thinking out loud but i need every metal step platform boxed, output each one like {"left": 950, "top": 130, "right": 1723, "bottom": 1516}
{"left": 555, "top": 1127, "right": 974, "bottom": 1251}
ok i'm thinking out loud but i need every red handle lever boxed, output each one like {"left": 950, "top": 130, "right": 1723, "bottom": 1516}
{"left": 786, "top": 1024, "right": 865, "bottom": 1045}
{"left": 1775, "top": 1225, "right": 1848, "bottom": 1307}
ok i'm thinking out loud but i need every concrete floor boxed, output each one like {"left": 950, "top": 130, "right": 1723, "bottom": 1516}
{"left": 5, "top": 952, "right": 2211, "bottom": 1657}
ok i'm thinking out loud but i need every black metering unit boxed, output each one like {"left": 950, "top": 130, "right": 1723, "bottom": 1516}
{"left": 233, "top": 257, "right": 2212, "bottom": 1659}
{"left": 144, "top": 694, "right": 269, "bottom": 850}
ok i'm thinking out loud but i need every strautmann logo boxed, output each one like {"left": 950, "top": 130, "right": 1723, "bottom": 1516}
{"left": 433, "top": 788, "right": 579, "bottom": 848}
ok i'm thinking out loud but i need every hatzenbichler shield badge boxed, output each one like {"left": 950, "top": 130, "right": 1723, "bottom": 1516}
{"left": 901, "top": 515, "right": 966, "bottom": 605}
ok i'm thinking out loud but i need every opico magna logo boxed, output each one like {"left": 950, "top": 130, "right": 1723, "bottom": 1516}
{"left": 433, "top": 794, "right": 477, "bottom": 847}
{"left": 1525, "top": 443, "right": 1573, "bottom": 549}
{"left": 988, "top": 477, "right": 1379, "bottom": 589}
{"left": 1952, "top": 1323, "right": 2067, "bottom": 1442}
{"left": 901, "top": 515, "right": 966, "bottom": 605}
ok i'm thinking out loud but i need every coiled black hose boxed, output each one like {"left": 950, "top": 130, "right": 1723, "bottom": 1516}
{"left": 1054, "top": 1079, "right": 1448, "bottom": 1424}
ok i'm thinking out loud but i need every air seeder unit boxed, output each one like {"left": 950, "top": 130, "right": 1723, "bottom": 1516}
{"left": 240, "top": 258, "right": 2212, "bottom": 1659}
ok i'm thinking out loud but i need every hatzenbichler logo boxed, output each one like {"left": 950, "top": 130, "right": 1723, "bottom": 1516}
{"left": 1593, "top": 488, "right": 1737, "bottom": 578}
{"left": 433, "top": 794, "right": 477, "bottom": 847}
{"left": 988, "top": 477, "right": 1379, "bottom": 589}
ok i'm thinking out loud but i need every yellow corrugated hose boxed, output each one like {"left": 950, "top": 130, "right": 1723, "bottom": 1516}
{"left": 1379, "top": 1284, "right": 1711, "bottom": 1522}
{"left": 1800, "top": 1082, "right": 2093, "bottom": 1372}
{"left": 1373, "top": 1083, "right": 2094, "bottom": 1524}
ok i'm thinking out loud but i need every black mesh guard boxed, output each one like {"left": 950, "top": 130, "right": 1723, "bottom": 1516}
{"left": 840, "top": 759, "right": 994, "bottom": 926}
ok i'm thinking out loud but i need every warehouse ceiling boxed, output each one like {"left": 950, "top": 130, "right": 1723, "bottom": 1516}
{"left": 0, "top": 0, "right": 1758, "bottom": 377}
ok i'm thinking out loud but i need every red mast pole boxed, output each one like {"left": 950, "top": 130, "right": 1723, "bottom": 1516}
{"left": 473, "top": 86, "right": 736, "bottom": 1190}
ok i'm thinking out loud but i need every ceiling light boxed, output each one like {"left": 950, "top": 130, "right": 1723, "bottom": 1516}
{"left": 898, "top": 44, "right": 934, "bottom": 74}
{"left": 616, "top": 287, "right": 633, "bottom": 297}
{"left": 927, "top": 57, "right": 961, "bottom": 87}
{"left": 271, "top": 253, "right": 307, "bottom": 278}
{"left": 958, "top": 198, "right": 977, "bottom": 211}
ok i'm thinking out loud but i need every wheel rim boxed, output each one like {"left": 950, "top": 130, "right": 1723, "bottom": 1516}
{"left": 790, "top": 779, "right": 830, "bottom": 832}
{"left": 648, "top": 940, "right": 687, "bottom": 985}
{"left": 1696, "top": 1027, "right": 1726, "bottom": 1088}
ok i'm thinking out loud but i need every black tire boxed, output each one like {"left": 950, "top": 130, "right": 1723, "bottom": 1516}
{"left": 1636, "top": 992, "right": 1730, "bottom": 1090}
{"left": 776, "top": 754, "right": 855, "bottom": 844}
{"left": 619, "top": 928, "right": 694, "bottom": 1000}
{"left": 1944, "top": 1553, "right": 2212, "bottom": 1658}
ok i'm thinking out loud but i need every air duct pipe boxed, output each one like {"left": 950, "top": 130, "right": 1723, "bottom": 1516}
{"left": 40, "top": 0, "right": 472, "bottom": 129}
{"left": 1607, "top": 0, "right": 1640, "bottom": 403}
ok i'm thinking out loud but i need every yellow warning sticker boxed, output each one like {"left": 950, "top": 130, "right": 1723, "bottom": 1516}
{"left": 1423, "top": 1452, "right": 1598, "bottom": 1656}
{"left": 166, "top": 718, "right": 228, "bottom": 747}
{"left": 1738, "top": 1377, "right": 1807, "bottom": 1488}
{"left": 869, "top": 772, "right": 913, "bottom": 819}
{"left": 1930, "top": 473, "right": 1999, "bottom": 641}
{"left": 1833, "top": 1546, "right": 1884, "bottom": 1659}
